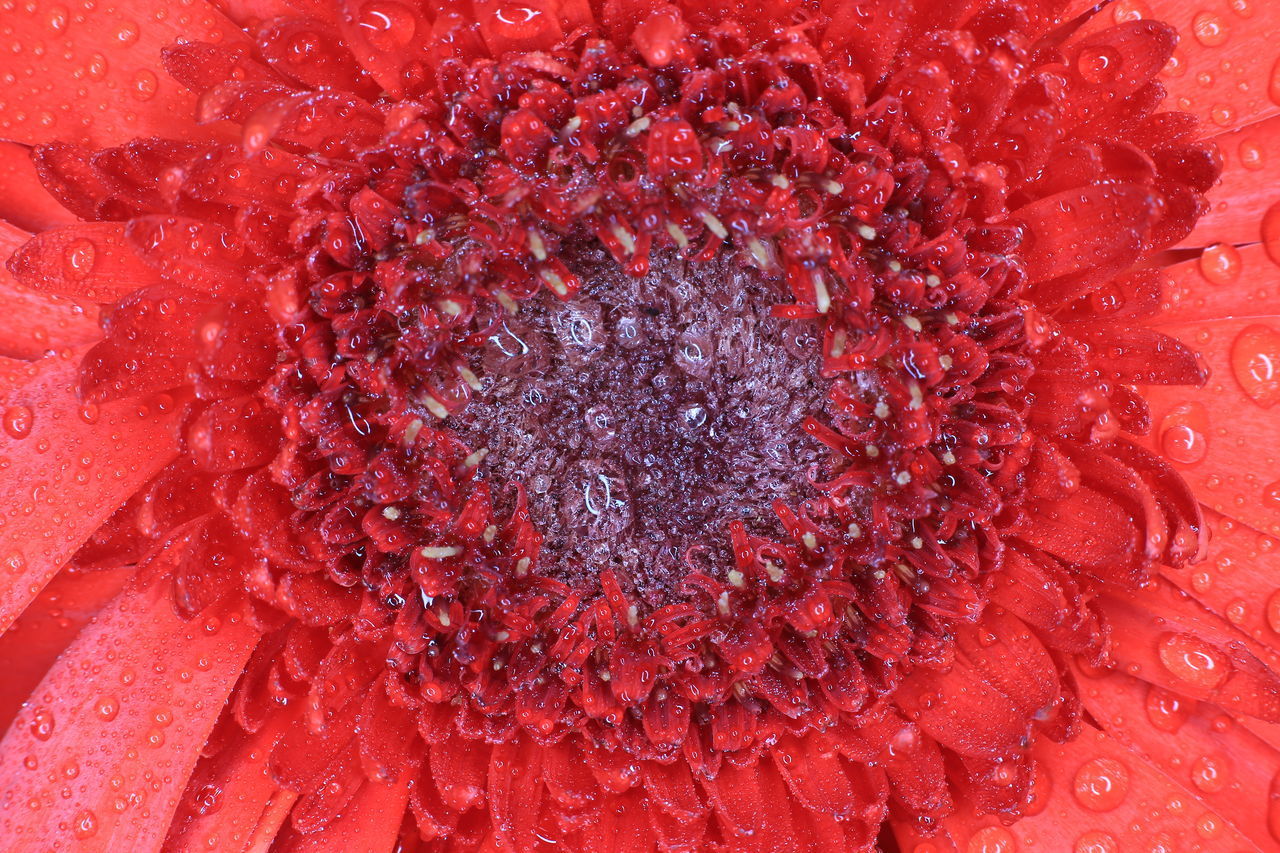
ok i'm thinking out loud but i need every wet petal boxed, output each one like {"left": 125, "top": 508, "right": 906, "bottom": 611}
{"left": 0, "top": 570, "right": 259, "bottom": 851}
{"left": 0, "top": 352, "right": 178, "bottom": 632}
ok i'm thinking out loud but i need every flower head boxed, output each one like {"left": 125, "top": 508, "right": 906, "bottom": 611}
{"left": 1, "top": 0, "right": 1279, "bottom": 851}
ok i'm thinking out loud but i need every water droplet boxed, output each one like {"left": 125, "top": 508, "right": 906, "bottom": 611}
{"left": 1199, "top": 243, "right": 1241, "bottom": 285}
{"left": 62, "top": 238, "right": 96, "bottom": 281}
{"left": 115, "top": 20, "right": 139, "bottom": 44}
{"left": 1266, "top": 590, "right": 1280, "bottom": 633}
{"left": 1229, "top": 324, "right": 1280, "bottom": 408}
{"left": 1073, "top": 757, "right": 1129, "bottom": 811}
{"left": 1262, "top": 201, "right": 1280, "bottom": 265}
{"left": 1077, "top": 46, "right": 1120, "bottom": 84}
{"left": 1192, "top": 12, "right": 1228, "bottom": 47}
{"left": 1239, "top": 138, "right": 1266, "bottom": 171}
{"left": 3, "top": 405, "right": 34, "bottom": 439}
{"left": 1270, "top": 56, "right": 1280, "bottom": 107}
{"left": 46, "top": 5, "right": 68, "bottom": 32}
{"left": 1159, "top": 403, "right": 1209, "bottom": 465}
{"left": 29, "top": 708, "right": 55, "bottom": 741}
{"left": 967, "top": 826, "right": 1016, "bottom": 852}
{"left": 72, "top": 809, "right": 97, "bottom": 839}
{"left": 131, "top": 70, "right": 158, "bottom": 101}
{"left": 1074, "top": 831, "right": 1117, "bottom": 853}
{"left": 1110, "top": 0, "right": 1148, "bottom": 23}
{"left": 1158, "top": 632, "right": 1230, "bottom": 690}
{"left": 356, "top": 1, "right": 418, "bottom": 51}
{"left": 1191, "top": 754, "right": 1228, "bottom": 793}
{"left": 95, "top": 696, "right": 120, "bottom": 722}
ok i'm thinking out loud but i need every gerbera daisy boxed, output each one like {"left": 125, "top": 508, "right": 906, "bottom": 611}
{"left": 0, "top": 0, "right": 1278, "bottom": 849}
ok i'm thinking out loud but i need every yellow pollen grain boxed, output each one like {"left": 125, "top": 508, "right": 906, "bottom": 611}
{"left": 458, "top": 365, "right": 483, "bottom": 391}
{"left": 847, "top": 522, "right": 861, "bottom": 538}
{"left": 902, "top": 315, "right": 923, "bottom": 332}
{"left": 857, "top": 224, "right": 876, "bottom": 240}
{"left": 812, "top": 272, "right": 831, "bottom": 314}
{"left": 802, "top": 532, "right": 818, "bottom": 550}
{"left": 700, "top": 211, "right": 728, "bottom": 240}
{"left": 422, "top": 394, "right": 450, "bottom": 420}
{"left": 540, "top": 269, "right": 569, "bottom": 297}
{"left": 515, "top": 557, "right": 530, "bottom": 577}
{"left": 420, "top": 546, "right": 461, "bottom": 559}
{"left": 483, "top": 525, "right": 498, "bottom": 543}
{"left": 611, "top": 224, "right": 636, "bottom": 255}
{"left": 495, "top": 289, "right": 519, "bottom": 314}
{"left": 463, "top": 448, "right": 489, "bottom": 468}
{"left": 404, "top": 418, "right": 424, "bottom": 444}
{"left": 625, "top": 115, "right": 651, "bottom": 136}
{"left": 382, "top": 506, "right": 401, "bottom": 521}
{"left": 438, "top": 298, "right": 463, "bottom": 316}
{"left": 528, "top": 230, "right": 547, "bottom": 261}
{"left": 728, "top": 569, "right": 746, "bottom": 588}
{"left": 666, "top": 222, "right": 690, "bottom": 248}
{"left": 895, "top": 471, "right": 912, "bottom": 485}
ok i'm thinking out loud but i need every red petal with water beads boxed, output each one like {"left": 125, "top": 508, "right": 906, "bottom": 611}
{"left": 164, "top": 711, "right": 295, "bottom": 852}
{"left": 8, "top": 223, "right": 165, "bottom": 303}
{"left": 0, "top": 222, "right": 100, "bottom": 359}
{"left": 1144, "top": 316, "right": 1280, "bottom": 538}
{"left": 900, "top": 724, "right": 1261, "bottom": 852}
{"left": 1072, "top": 661, "right": 1280, "bottom": 849}
{"left": 0, "top": 0, "right": 241, "bottom": 147}
{"left": 273, "top": 774, "right": 411, "bottom": 853}
{"left": 0, "top": 568, "right": 259, "bottom": 852}
{"left": 1185, "top": 114, "right": 1280, "bottom": 248}
{"left": 0, "top": 353, "right": 178, "bottom": 633}
{"left": 0, "top": 566, "right": 133, "bottom": 732}
{"left": 1150, "top": 0, "right": 1280, "bottom": 134}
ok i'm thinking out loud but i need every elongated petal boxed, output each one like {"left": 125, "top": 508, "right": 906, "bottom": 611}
{"left": 272, "top": 774, "right": 411, "bottom": 853}
{"left": 0, "top": 572, "right": 259, "bottom": 852}
{"left": 0, "top": 566, "right": 133, "bottom": 732}
{"left": 1160, "top": 243, "right": 1280, "bottom": 324}
{"left": 8, "top": 223, "right": 165, "bottom": 303}
{"left": 0, "top": 352, "right": 178, "bottom": 633}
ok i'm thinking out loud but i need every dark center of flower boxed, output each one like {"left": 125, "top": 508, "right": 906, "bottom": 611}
{"left": 452, "top": 249, "right": 829, "bottom": 602}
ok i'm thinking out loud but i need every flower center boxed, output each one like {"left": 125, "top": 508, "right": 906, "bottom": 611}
{"left": 452, "top": 249, "right": 829, "bottom": 604}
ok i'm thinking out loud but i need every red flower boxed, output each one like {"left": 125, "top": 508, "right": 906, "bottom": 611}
{"left": 1, "top": 0, "right": 1279, "bottom": 850}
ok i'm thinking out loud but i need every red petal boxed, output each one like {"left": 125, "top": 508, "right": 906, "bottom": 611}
{"left": 272, "top": 774, "right": 410, "bottom": 853}
{"left": 164, "top": 712, "right": 294, "bottom": 852}
{"left": 8, "top": 223, "right": 164, "bottom": 302}
{"left": 1159, "top": 243, "right": 1279, "bottom": 324}
{"left": 1100, "top": 580, "right": 1280, "bottom": 722}
{"left": 0, "top": 142, "right": 78, "bottom": 232}
{"left": 902, "top": 724, "right": 1263, "bottom": 851}
{"left": 0, "top": 352, "right": 179, "bottom": 633}
{"left": 0, "top": 565, "right": 133, "bottom": 732}
{"left": 1016, "top": 183, "right": 1161, "bottom": 290}
{"left": 0, "top": 0, "right": 243, "bottom": 147}
{"left": 1153, "top": 0, "right": 1280, "bottom": 134}
{"left": 1184, "top": 114, "right": 1280, "bottom": 248}
{"left": 0, "top": 572, "right": 259, "bottom": 851}
{"left": 1144, "top": 316, "right": 1280, "bottom": 537}
{"left": 1072, "top": 661, "right": 1280, "bottom": 849}
{"left": 0, "top": 221, "right": 100, "bottom": 358}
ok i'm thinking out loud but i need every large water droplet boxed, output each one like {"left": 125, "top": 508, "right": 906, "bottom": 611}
{"left": 1198, "top": 243, "right": 1241, "bottom": 285}
{"left": 72, "top": 809, "right": 98, "bottom": 840}
{"left": 1229, "top": 324, "right": 1280, "bottom": 408}
{"left": 1077, "top": 46, "right": 1120, "bottom": 85}
{"left": 1159, "top": 403, "right": 1209, "bottom": 465}
{"left": 1074, "top": 831, "right": 1118, "bottom": 853}
{"left": 3, "top": 405, "right": 34, "bottom": 439}
{"left": 1262, "top": 200, "right": 1280, "bottom": 265}
{"left": 356, "top": 1, "right": 418, "bottom": 51}
{"left": 967, "top": 825, "right": 1016, "bottom": 852}
{"left": 29, "top": 708, "right": 55, "bottom": 741}
{"left": 1158, "top": 632, "right": 1230, "bottom": 690}
{"left": 1072, "top": 757, "right": 1129, "bottom": 812}
{"left": 1191, "top": 754, "right": 1228, "bottom": 793}
{"left": 1192, "top": 12, "right": 1228, "bottom": 47}
{"left": 62, "top": 238, "right": 96, "bottom": 281}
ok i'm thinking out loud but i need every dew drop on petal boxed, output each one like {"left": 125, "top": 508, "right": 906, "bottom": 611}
{"left": 967, "top": 826, "right": 1016, "bottom": 852}
{"left": 1074, "top": 831, "right": 1118, "bottom": 853}
{"left": 95, "top": 696, "right": 120, "bottom": 722}
{"left": 356, "top": 1, "right": 417, "bottom": 51}
{"left": 1229, "top": 324, "right": 1280, "bottom": 408}
{"left": 1262, "top": 200, "right": 1280, "bottom": 265}
{"left": 1158, "top": 632, "right": 1230, "bottom": 690}
{"left": 1191, "top": 754, "right": 1228, "bottom": 793}
{"left": 1192, "top": 12, "right": 1228, "bottom": 47}
{"left": 1198, "top": 243, "right": 1241, "bottom": 285}
{"left": 29, "top": 708, "right": 55, "bottom": 741}
{"left": 1072, "top": 757, "right": 1130, "bottom": 812}
{"left": 1159, "top": 403, "right": 1209, "bottom": 465}
{"left": 62, "top": 238, "right": 96, "bottom": 281}
{"left": 71, "top": 809, "right": 97, "bottom": 839}
{"left": 3, "top": 405, "right": 34, "bottom": 439}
